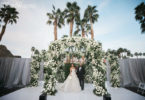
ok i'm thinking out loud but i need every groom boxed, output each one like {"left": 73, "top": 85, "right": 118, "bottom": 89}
{"left": 77, "top": 63, "right": 85, "bottom": 90}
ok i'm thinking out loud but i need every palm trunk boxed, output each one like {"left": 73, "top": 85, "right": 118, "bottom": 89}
{"left": 68, "top": 55, "right": 70, "bottom": 63}
{"left": 82, "top": 29, "right": 85, "bottom": 37}
{"left": 70, "top": 19, "right": 74, "bottom": 37}
{"left": 66, "top": 55, "right": 69, "bottom": 63}
{"left": 54, "top": 19, "right": 57, "bottom": 41}
{"left": 0, "top": 22, "right": 7, "bottom": 41}
{"left": 90, "top": 19, "right": 94, "bottom": 40}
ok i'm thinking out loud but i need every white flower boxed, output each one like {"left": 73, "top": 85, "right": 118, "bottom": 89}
{"left": 30, "top": 36, "right": 111, "bottom": 95}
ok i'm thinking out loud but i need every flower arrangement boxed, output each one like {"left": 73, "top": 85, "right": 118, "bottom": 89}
{"left": 105, "top": 50, "right": 120, "bottom": 87}
{"left": 30, "top": 37, "right": 120, "bottom": 96}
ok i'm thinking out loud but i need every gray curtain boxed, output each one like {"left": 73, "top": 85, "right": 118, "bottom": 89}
{"left": 106, "top": 60, "right": 111, "bottom": 82}
{"left": 119, "top": 59, "right": 145, "bottom": 87}
{"left": 0, "top": 58, "right": 31, "bottom": 88}
{"left": 0, "top": 58, "right": 13, "bottom": 87}
{"left": 39, "top": 61, "right": 44, "bottom": 81}
{"left": 1, "top": 58, "right": 145, "bottom": 88}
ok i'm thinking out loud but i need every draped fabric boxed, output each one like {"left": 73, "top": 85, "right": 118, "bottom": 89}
{"left": 0, "top": 58, "right": 145, "bottom": 88}
{"left": 119, "top": 59, "right": 145, "bottom": 87}
{"left": 106, "top": 60, "right": 111, "bottom": 82}
{"left": 38, "top": 61, "right": 44, "bottom": 81}
{"left": 0, "top": 58, "right": 13, "bottom": 87}
{"left": 0, "top": 58, "right": 31, "bottom": 88}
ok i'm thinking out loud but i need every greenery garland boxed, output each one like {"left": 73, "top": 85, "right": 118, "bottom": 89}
{"left": 30, "top": 37, "right": 120, "bottom": 96}
{"left": 106, "top": 50, "right": 120, "bottom": 87}
{"left": 30, "top": 49, "right": 47, "bottom": 86}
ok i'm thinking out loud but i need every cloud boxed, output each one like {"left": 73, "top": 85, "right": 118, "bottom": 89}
{"left": 0, "top": 0, "right": 36, "bottom": 9}
{"left": 0, "top": 0, "right": 144, "bottom": 57}
{"left": 0, "top": 0, "right": 54, "bottom": 57}
{"left": 98, "top": 0, "right": 111, "bottom": 11}
{"left": 1, "top": 0, "right": 21, "bottom": 8}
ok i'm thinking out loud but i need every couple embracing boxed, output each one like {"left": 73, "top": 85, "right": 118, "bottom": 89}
{"left": 59, "top": 64, "right": 85, "bottom": 92}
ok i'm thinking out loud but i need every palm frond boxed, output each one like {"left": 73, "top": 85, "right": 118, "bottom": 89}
{"left": 47, "top": 20, "right": 52, "bottom": 24}
{"left": 47, "top": 13, "right": 54, "bottom": 19}
{"left": 52, "top": 5, "right": 55, "bottom": 10}
{"left": 12, "top": 18, "right": 17, "bottom": 23}
{"left": 0, "top": 4, "right": 19, "bottom": 25}
{"left": 57, "top": 8, "right": 61, "bottom": 13}
{"left": 67, "top": 2, "right": 71, "bottom": 8}
{"left": 135, "top": 2, "right": 145, "bottom": 33}
{"left": 62, "top": 35, "right": 68, "bottom": 38}
{"left": 74, "top": 28, "right": 80, "bottom": 36}
{"left": 58, "top": 23, "right": 62, "bottom": 28}
{"left": 67, "top": 18, "right": 71, "bottom": 23}
{"left": 92, "top": 6, "right": 96, "bottom": 10}
{"left": 65, "top": 1, "right": 80, "bottom": 24}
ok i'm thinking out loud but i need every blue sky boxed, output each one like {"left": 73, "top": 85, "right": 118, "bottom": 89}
{"left": 0, "top": 0, "right": 145, "bottom": 58}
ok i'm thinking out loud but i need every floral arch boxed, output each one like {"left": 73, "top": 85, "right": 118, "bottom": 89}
{"left": 30, "top": 37, "right": 119, "bottom": 96}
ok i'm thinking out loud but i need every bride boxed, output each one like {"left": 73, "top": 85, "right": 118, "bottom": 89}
{"left": 58, "top": 64, "right": 81, "bottom": 92}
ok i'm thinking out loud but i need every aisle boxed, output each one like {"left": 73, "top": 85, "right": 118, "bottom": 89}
{"left": 0, "top": 84, "right": 145, "bottom": 100}
{"left": 48, "top": 84, "right": 102, "bottom": 100}
{"left": 0, "top": 86, "right": 42, "bottom": 100}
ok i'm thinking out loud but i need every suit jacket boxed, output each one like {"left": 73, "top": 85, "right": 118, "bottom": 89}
{"left": 77, "top": 66, "right": 85, "bottom": 79}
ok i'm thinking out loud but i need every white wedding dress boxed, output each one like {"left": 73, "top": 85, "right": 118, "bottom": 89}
{"left": 58, "top": 68, "right": 81, "bottom": 92}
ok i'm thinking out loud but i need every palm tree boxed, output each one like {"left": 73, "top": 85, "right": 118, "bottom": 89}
{"left": 130, "top": 54, "right": 133, "bottom": 58}
{"left": 47, "top": 5, "right": 64, "bottom": 40}
{"left": 127, "top": 50, "right": 131, "bottom": 58}
{"left": 134, "top": 52, "right": 139, "bottom": 58}
{"left": 65, "top": 2, "right": 80, "bottom": 37}
{"left": 112, "top": 50, "right": 117, "bottom": 55}
{"left": 135, "top": 2, "right": 145, "bottom": 33}
{"left": 139, "top": 52, "right": 142, "bottom": 58}
{"left": 0, "top": 5, "right": 19, "bottom": 41}
{"left": 84, "top": 5, "right": 99, "bottom": 39}
{"left": 117, "top": 48, "right": 124, "bottom": 58}
{"left": 31, "top": 47, "right": 35, "bottom": 57}
{"left": 143, "top": 52, "right": 145, "bottom": 57}
{"left": 75, "top": 17, "right": 91, "bottom": 63}
{"left": 75, "top": 17, "right": 91, "bottom": 37}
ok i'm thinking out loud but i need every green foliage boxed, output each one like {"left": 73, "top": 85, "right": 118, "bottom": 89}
{"left": 135, "top": 2, "right": 145, "bottom": 33}
{"left": 31, "top": 37, "right": 109, "bottom": 96}
{"left": 64, "top": 2, "right": 80, "bottom": 36}
{"left": 105, "top": 50, "right": 120, "bottom": 87}
{"left": 43, "top": 75, "right": 57, "bottom": 95}
{"left": 75, "top": 16, "right": 91, "bottom": 37}
{"left": 0, "top": 4, "right": 19, "bottom": 41}
{"left": 64, "top": 63, "right": 71, "bottom": 79}
{"left": 84, "top": 5, "right": 99, "bottom": 23}
{"left": 30, "top": 37, "right": 121, "bottom": 95}
{"left": 65, "top": 2, "right": 80, "bottom": 23}
{"left": 30, "top": 47, "right": 48, "bottom": 86}
{"left": 47, "top": 5, "right": 65, "bottom": 27}
{"left": 56, "top": 66, "right": 65, "bottom": 82}
{"left": 0, "top": 5, "right": 19, "bottom": 24}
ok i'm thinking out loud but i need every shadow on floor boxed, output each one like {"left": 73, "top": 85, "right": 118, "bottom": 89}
{"left": 125, "top": 87, "right": 145, "bottom": 97}
{"left": 0, "top": 87, "right": 24, "bottom": 97}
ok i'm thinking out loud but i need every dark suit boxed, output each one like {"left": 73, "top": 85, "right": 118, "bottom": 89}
{"left": 77, "top": 66, "right": 85, "bottom": 90}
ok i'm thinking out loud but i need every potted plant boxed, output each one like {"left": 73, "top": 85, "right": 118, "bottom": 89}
{"left": 103, "top": 92, "right": 111, "bottom": 100}
{"left": 39, "top": 93, "right": 47, "bottom": 100}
